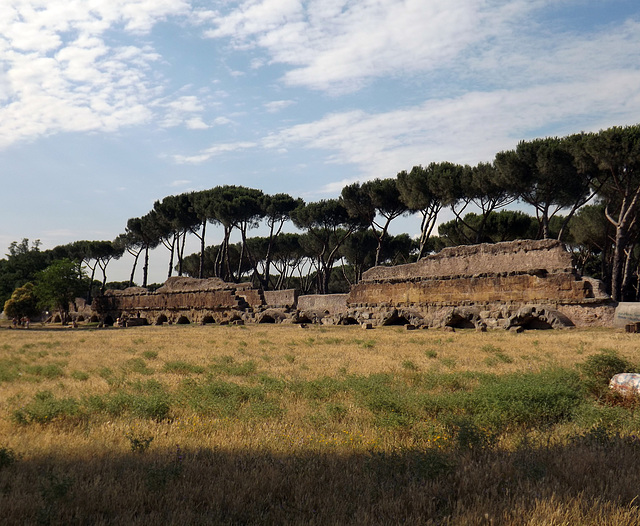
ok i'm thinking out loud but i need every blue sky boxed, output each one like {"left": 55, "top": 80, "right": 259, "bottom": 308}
{"left": 1, "top": 0, "right": 639, "bottom": 284}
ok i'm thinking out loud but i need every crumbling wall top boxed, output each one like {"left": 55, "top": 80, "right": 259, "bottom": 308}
{"left": 361, "top": 239, "right": 573, "bottom": 282}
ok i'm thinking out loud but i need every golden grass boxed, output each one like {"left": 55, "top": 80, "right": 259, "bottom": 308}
{"left": 1, "top": 324, "right": 640, "bottom": 524}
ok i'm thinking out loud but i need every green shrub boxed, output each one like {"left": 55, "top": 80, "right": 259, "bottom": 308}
{"left": 122, "top": 358, "right": 154, "bottom": 375}
{"left": 12, "top": 390, "right": 83, "bottom": 425}
{"left": 210, "top": 357, "right": 257, "bottom": 376}
{"left": 464, "top": 368, "right": 583, "bottom": 430}
{"left": 579, "top": 349, "right": 634, "bottom": 398}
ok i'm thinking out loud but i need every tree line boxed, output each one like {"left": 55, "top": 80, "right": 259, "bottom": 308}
{"left": 2, "top": 124, "right": 640, "bottom": 318}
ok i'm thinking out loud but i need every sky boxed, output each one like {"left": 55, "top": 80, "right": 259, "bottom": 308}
{"left": 1, "top": 0, "right": 639, "bottom": 284}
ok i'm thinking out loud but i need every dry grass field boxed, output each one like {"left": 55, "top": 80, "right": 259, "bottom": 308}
{"left": 1, "top": 322, "right": 640, "bottom": 524}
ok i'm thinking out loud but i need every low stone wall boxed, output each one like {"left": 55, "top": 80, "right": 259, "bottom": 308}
{"left": 297, "top": 294, "right": 348, "bottom": 314}
{"left": 264, "top": 289, "right": 298, "bottom": 308}
{"left": 613, "top": 303, "right": 640, "bottom": 328}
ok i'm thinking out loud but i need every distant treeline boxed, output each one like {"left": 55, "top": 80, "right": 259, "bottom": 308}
{"left": 1, "top": 124, "right": 639, "bottom": 306}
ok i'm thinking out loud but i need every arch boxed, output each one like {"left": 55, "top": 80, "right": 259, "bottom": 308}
{"left": 89, "top": 315, "right": 99, "bottom": 323}
{"left": 155, "top": 314, "right": 168, "bottom": 325}
{"left": 76, "top": 315, "right": 85, "bottom": 322}
{"left": 259, "top": 314, "right": 276, "bottom": 324}
{"left": 341, "top": 316, "right": 359, "bottom": 325}
{"left": 446, "top": 314, "right": 476, "bottom": 329}
{"left": 176, "top": 315, "right": 190, "bottom": 325}
{"left": 202, "top": 315, "right": 215, "bottom": 325}
{"left": 103, "top": 315, "right": 114, "bottom": 326}
{"left": 382, "top": 312, "right": 410, "bottom": 326}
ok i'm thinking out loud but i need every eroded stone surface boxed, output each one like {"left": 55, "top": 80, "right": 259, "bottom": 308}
{"left": 93, "top": 240, "right": 614, "bottom": 329}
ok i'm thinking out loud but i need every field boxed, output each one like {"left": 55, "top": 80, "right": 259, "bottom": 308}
{"left": 1, "top": 323, "right": 640, "bottom": 525}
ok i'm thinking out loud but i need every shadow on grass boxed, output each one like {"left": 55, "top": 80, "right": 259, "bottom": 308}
{"left": 2, "top": 434, "right": 640, "bottom": 525}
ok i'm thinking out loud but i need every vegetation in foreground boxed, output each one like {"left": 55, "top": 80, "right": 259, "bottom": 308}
{"left": 1, "top": 324, "right": 640, "bottom": 524}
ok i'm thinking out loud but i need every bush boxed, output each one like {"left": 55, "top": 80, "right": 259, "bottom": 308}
{"left": 464, "top": 368, "right": 583, "bottom": 430}
{"left": 12, "top": 390, "right": 83, "bottom": 425}
{"left": 579, "top": 349, "right": 634, "bottom": 398}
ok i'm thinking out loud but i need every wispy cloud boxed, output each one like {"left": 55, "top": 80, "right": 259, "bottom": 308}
{"left": 173, "top": 141, "right": 258, "bottom": 164}
{"left": 0, "top": 0, "right": 190, "bottom": 148}
{"left": 264, "top": 99, "right": 296, "bottom": 113}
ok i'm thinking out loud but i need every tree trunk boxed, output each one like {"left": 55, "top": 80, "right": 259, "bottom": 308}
{"left": 142, "top": 246, "right": 150, "bottom": 288}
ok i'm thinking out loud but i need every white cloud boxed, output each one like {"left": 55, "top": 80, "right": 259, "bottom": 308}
{"left": 173, "top": 141, "right": 258, "bottom": 164}
{"left": 264, "top": 70, "right": 640, "bottom": 182}
{"left": 264, "top": 99, "right": 296, "bottom": 113}
{"left": 0, "top": 0, "right": 190, "bottom": 148}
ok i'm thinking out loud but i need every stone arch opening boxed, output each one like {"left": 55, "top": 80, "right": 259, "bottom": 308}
{"left": 341, "top": 316, "right": 359, "bottom": 325}
{"left": 520, "top": 318, "right": 553, "bottom": 330}
{"left": 382, "top": 312, "right": 410, "bottom": 326}
{"left": 76, "top": 315, "right": 85, "bottom": 322}
{"left": 156, "top": 314, "right": 168, "bottom": 325}
{"left": 89, "top": 315, "right": 99, "bottom": 323}
{"left": 202, "top": 315, "right": 215, "bottom": 325}
{"left": 446, "top": 314, "right": 476, "bottom": 329}
{"left": 259, "top": 314, "right": 276, "bottom": 324}
{"left": 103, "top": 315, "right": 114, "bottom": 326}
{"left": 176, "top": 315, "right": 190, "bottom": 325}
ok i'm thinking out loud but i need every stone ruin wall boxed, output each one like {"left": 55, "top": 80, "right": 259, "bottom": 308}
{"left": 94, "top": 239, "right": 616, "bottom": 329}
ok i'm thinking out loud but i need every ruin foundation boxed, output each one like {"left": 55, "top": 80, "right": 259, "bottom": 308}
{"left": 93, "top": 239, "right": 616, "bottom": 330}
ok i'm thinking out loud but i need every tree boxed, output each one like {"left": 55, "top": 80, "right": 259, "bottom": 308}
{"left": 494, "top": 137, "right": 593, "bottom": 240}
{"left": 567, "top": 204, "right": 613, "bottom": 282}
{"left": 292, "top": 199, "right": 368, "bottom": 294}
{"left": 341, "top": 178, "right": 408, "bottom": 267}
{"left": 153, "top": 193, "right": 199, "bottom": 278}
{"left": 0, "top": 239, "right": 49, "bottom": 308}
{"left": 125, "top": 213, "right": 161, "bottom": 288}
{"left": 3, "top": 282, "right": 40, "bottom": 320}
{"left": 397, "top": 164, "right": 448, "bottom": 259}
{"left": 260, "top": 193, "right": 302, "bottom": 289}
{"left": 582, "top": 125, "right": 640, "bottom": 301}
{"left": 438, "top": 210, "right": 538, "bottom": 246}
{"left": 464, "top": 163, "right": 516, "bottom": 243}
{"left": 34, "top": 259, "right": 87, "bottom": 322}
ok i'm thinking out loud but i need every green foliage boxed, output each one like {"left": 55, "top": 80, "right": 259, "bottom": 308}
{"left": 210, "top": 356, "right": 257, "bottom": 376}
{"left": 578, "top": 349, "right": 634, "bottom": 398}
{"left": 123, "top": 358, "right": 154, "bottom": 375}
{"left": 34, "top": 259, "right": 87, "bottom": 317}
{"left": 178, "top": 378, "right": 273, "bottom": 418}
{"left": 162, "top": 360, "right": 205, "bottom": 375}
{"left": 464, "top": 369, "right": 583, "bottom": 429}
{"left": 125, "top": 433, "right": 154, "bottom": 453}
{"left": 3, "top": 282, "right": 40, "bottom": 319}
{"left": 12, "top": 390, "right": 83, "bottom": 425}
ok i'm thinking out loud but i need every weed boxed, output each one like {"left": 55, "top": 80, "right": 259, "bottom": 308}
{"left": 123, "top": 358, "right": 154, "bottom": 375}
{"left": 126, "top": 432, "right": 154, "bottom": 453}
{"left": 162, "top": 360, "right": 205, "bottom": 374}
{"left": 425, "top": 349, "right": 438, "bottom": 359}
{"left": 402, "top": 360, "right": 419, "bottom": 371}
{"left": 440, "top": 357, "right": 457, "bottom": 369}
{"left": 12, "top": 390, "right": 83, "bottom": 425}
{"left": 284, "top": 354, "right": 296, "bottom": 364}
{"left": 0, "top": 447, "right": 18, "bottom": 469}
{"left": 70, "top": 370, "right": 89, "bottom": 381}
{"left": 24, "top": 363, "right": 66, "bottom": 379}
{"left": 142, "top": 350, "right": 158, "bottom": 359}
{"left": 210, "top": 357, "right": 257, "bottom": 376}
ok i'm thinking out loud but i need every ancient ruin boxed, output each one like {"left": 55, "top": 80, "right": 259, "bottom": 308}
{"left": 93, "top": 239, "right": 615, "bottom": 330}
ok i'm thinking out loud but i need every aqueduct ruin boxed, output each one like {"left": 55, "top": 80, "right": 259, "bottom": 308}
{"left": 93, "top": 239, "right": 615, "bottom": 330}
